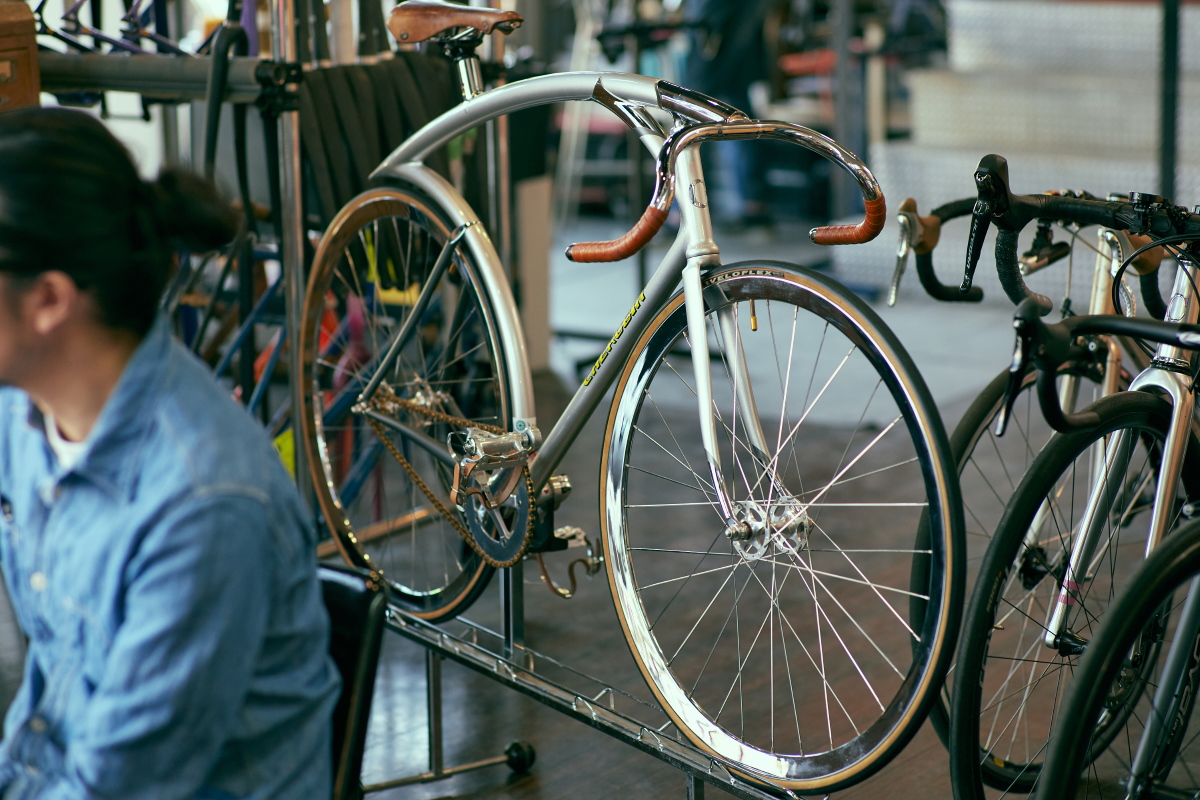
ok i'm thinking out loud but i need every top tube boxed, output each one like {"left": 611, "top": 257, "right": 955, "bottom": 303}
{"left": 371, "top": 71, "right": 736, "bottom": 178}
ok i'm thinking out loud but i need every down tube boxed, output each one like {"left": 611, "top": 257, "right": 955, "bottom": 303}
{"left": 529, "top": 233, "right": 689, "bottom": 491}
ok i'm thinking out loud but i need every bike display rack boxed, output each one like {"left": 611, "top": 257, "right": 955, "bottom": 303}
{"left": 372, "top": 565, "right": 809, "bottom": 800}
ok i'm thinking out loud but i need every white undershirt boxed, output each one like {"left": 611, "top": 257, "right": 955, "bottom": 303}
{"left": 44, "top": 414, "right": 87, "bottom": 470}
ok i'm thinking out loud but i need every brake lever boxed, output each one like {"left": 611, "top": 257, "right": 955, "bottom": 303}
{"left": 965, "top": 154, "right": 1017, "bottom": 294}
{"left": 995, "top": 317, "right": 1035, "bottom": 437}
{"left": 962, "top": 201, "right": 992, "bottom": 293}
{"left": 889, "top": 211, "right": 915, "bottom": 307}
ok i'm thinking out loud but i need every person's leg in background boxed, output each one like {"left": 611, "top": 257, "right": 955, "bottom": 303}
{"left": 684, "top": 0, "right": 775, "bottom": 231}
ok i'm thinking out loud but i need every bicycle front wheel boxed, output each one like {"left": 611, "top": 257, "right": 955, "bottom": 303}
{"left": 918, "top": 357, "right": 1127, "bottom": 745}
{"left": 602, "top": 262, "right": 962, "bottom": 792}
{"left": 298, "top": 186, "right": 504, "bottom": 621}
{"left": 949, "top": 391, "right": 1200, "bottom": 799}
{"left": 1035, "top": 517, "right": 1200, "bottom": 800}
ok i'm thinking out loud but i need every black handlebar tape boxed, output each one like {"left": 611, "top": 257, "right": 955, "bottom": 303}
{"left": 1140, "top": 272, "right": 1169, "bottom": 320}
{"left": 1036, "top": 364, "right": 1100, "bottom": 432}
{"left": 1012, "top": 299, "right": 1099, "bottom": 432}
{"left": 996, "top": 228, "right": 1053, "bottom": 313}
{"left": 1027, "top": 308, "right": 1200, "bottom": 434}
{"left": 916, "top": 197, "right": 983, "bottom": 301}
{"left": 932, "top": 197, "right": 978, "bottom": 222}
{"left": 1018, "top": 195, "right": 1124, "bottom": 230}
{"left": 1067, "top": 313, "right": 1200, "bottom": 349}
{"left": 916, "top": 252, "right": 983, "bottom": 302}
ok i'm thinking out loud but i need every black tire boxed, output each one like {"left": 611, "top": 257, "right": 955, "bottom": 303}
{"left": 1035, "top": 517, "right": 1200, "bottom": 800}
{"left": 949, "top": 391, "right": 1200, "bottom": 799}
{"left": 917, "top": 357, "right": 1126, "bottom": 745}
{"left": 603, "top": 262, "right": 963, "bottom": 792}
{"left": 298, "top": 186, "right": 503, "bottom": 622}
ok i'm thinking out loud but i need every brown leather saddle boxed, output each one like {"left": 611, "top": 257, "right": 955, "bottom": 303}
{"left": 387, "top": 0, "right": 523, "bottom": 44}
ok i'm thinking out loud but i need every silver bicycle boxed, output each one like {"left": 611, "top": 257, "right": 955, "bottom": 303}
{"left": 295, "top": 2, "right": 962, "bottom": 792}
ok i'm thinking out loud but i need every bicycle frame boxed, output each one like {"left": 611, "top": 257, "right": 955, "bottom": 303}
{"left": 365, "top": 70, "right": 878, "bottom": 527}
{"left": 1041, "top": 252, "right": 1200, "bottom": 649}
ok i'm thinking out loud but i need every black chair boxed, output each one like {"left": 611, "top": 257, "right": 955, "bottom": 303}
{"left": 320, "top": 564, "right": 388, "bottom": 800}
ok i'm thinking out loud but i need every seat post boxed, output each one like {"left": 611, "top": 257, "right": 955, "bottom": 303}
{"left": 454, "top": 53, "right": 484, "bottom": 100}
{"left": 438, "top": 39, "right": 485, "bottom": 100}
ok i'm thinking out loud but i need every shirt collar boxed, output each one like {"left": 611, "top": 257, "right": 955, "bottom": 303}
{"left": 50, "top": 317, "right": 173, "bottom": 498}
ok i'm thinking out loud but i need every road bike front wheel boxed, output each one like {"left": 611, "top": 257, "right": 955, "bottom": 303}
{"left": 916, "top": 356, "right": 1128, "bottom": 746}
{"left": 602, "top": 261, "right": 962, "bottom": 792}
{"left": 298, "top": 186, "right": 505, "bottom": 622}
{"left": 949, "top": 391, "right": 1200, "bottom": 800}
{"left": 1034, "top": 516, "right": 1200, "bottom": 800}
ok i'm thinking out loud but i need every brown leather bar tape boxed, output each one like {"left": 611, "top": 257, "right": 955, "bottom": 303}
{"left": 897, "top": 197, "right": 943, "bottom": 254}
{"left": 809, "top": 195, "right": 887, "bottom": 246}
{"left": 1126, "top": 232, "right": 1168, "bottom": 276}
{"left": 565, "top": 207, "right": 669, "bottom": 263}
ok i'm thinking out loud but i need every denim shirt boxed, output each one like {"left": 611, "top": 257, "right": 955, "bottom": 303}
{"left": 0, "top": 318, "right": 340, "bottom": 800}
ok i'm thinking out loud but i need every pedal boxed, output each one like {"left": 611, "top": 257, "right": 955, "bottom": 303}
{"left": 448, "top": 424, "right": 541, "bottom": 510}
{"left": 449, "top": 425, "right": 541, "bottom": 468}
{"left": 535, "top": 528, "right": 605, "bottom": 598}
{"left": 554, "top": 526, "right": 590, "bottom": 549}
{"left": 553, "top": 526, "right": 604, "bottom": 578}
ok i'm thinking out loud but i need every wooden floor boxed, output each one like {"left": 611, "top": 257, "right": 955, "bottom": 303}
{"left": 361, "top": 372, "right": 961, "bottom": 800}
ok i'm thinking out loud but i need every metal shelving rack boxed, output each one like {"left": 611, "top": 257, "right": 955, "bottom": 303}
{"left": 373, "top": 567, "right": 807, "bottom": 800}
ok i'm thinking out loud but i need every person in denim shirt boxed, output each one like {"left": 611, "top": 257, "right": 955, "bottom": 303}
{"left": 0, "top": 108, "right": 340, "bottom": 798}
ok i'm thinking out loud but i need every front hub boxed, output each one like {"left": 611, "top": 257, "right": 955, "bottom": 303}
{"left": 725, "top": 498, "right": 813, "bottom": 561}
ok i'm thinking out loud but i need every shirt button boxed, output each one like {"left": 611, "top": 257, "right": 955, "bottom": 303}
{"left": 29, "top": 573, "right": 46, "bottom": 593}
{"left": 28, "top": 717, "right": 45, "bottom": 734}
{"left": 24, "top": 765, "right": 37, "bottom": 776}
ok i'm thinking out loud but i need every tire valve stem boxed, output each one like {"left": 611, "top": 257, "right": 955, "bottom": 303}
{"left": 750, "top": 299, "right": 758, "bottom": 331}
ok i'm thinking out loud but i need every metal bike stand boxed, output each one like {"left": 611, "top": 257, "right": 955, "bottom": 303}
{"left": 380, "top": 585, "right": 813, "bottom": 800}
{"left": 359, "top": 649, "right": 520, "bottom": 793}
{"left": 361, "top": 563, "right": 534, "bottom": 794}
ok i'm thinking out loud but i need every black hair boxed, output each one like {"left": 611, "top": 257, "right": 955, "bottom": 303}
{"left": 0, "top": 107, "right": 236, "bottom": 337}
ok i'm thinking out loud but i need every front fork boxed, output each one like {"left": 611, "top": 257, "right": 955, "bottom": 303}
{"left": 673, "top": 145, "right": 775, "bottom": 528}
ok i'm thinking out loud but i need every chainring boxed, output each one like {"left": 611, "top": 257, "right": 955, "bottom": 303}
{"left": 462, "top": 467, "right": 533, "bottom": 566}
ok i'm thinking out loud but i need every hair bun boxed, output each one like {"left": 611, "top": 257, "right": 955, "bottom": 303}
{"left": 147, "top": 168, "right": 238, "bottom": 252}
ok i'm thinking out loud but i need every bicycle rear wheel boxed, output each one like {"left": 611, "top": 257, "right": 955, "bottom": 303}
{"left": 603, "top": 262, "right": 962, "bottom": 792}
{"left": 1035, "top": 517, "right": 1200, "bottom": 800}
{"left": 298, "top": 186, "right": 503, "bottom": 621}
{"left": 949, "top": 391, "right": 1200, "bottom": 799}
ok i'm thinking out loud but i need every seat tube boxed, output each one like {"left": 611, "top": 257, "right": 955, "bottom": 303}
{"left": 675, "top": 143, "right": 736, "bottom": 520}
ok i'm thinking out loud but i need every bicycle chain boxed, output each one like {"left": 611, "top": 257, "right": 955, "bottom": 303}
{"left": 364, "top": 384, "right": 534, "bottom": 569}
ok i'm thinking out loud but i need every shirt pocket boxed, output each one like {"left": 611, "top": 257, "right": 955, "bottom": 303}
{"left": 59, "top": 595, "right": 108, "bottom": 692}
